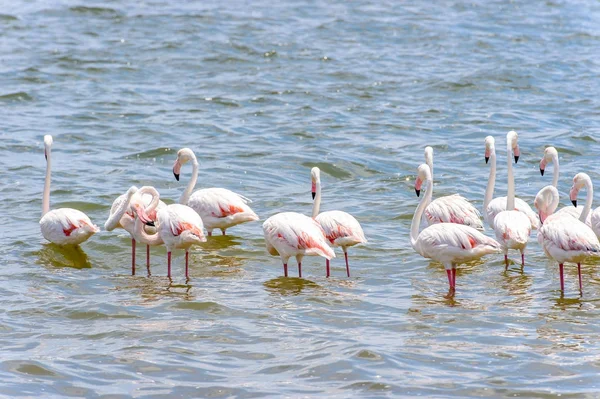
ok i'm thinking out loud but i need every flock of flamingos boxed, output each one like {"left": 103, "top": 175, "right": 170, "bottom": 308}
{"left": 39, "top": 131, "right": 600, "bottom": 297}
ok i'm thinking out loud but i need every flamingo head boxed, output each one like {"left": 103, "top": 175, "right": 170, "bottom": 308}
{"left": 484, "top": 136, "right": 494, "bottom": 164}
{"left": 415, "top": 164, "right": 431, "bottom": 197}
{"left": 130, "top": 201, "right": 153, "bottom": 225}
{"left": 311, "top": 167, "right": 321, "bottom": 199}
{"left": 43, "top": 135, "right": 53, "bottom": 160}
{"left": 173, "top": 148, "right": 196, "bottom": 181}
{"left": 539, "top": 146, "right": 557, "bottom": 177}
{"left": 534, "top": 185, "right": 559, "bottom": 224}
{"left": 424, "top": 146, "right": 433, "bottom": 166}
{"left": 570, "top": 172, "right": 590, "bottom": 207}
{"left": 507, "top": 130, "right": 520, "bottom": 163}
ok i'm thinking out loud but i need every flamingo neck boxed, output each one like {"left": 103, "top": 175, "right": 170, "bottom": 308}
{"left": 104, "top": 189, "right": 137, "bottom": 231}
{"left": 42, "top": 149, "right": 51, "bottom": 217}
{"left": 580, "top": 177, "right": 593, "bottom": 223}
{"left": 551, "top": 153, "right": 559, "bottom": 188}
{"left": 138, "top": 186, "right": 161, "bottom": 214}
{"left": 312, "top": 182, "right": 321, "bottom": 218}
{"left": 506, "top": 139, "right": 515, "bottom": 211}
{"left": 179, "top": 153, "right": 198, "bottom": 205}
{"left": 410, "top": 171, "right": 433, "bottom": 249}
{"left": 484, "top": 148, "right": 496, "bottom": 215}
{"left": 134, "top": 217, "right": 164, "bottom": 246}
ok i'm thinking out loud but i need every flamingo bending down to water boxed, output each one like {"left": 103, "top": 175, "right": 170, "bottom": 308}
{"left": 483, "top": 135, "right": 539, "bottom": 230}
{"left": 39, "top": 135, "right": 99, "bottom": 245}
{"left": 173, "top": 148, "right": 259, "bottom": 236}
{"left": 412, "top": 164, "right": 501, "bottom": 294}
{"left": 491, "top": 131, "right": 532, "bottom": 269}
{"left": 539, "top": 146, "right": 591, "bottom": 224}
{"left": 139, "top": 187, "right": 206, "bottom": 278}
{"left": 311, "top": 167, "right": 366, "bottom": 277}
{"left": 534, "top": 184, "right": 600, "bottom": 293}
{"left": 105, "top": 186, "right": 166, "bottom": 275}
{"left": 263, "top": 212, "right": 335, "bottom": 278}
{"left": 422, "top": 146, "right": 483, "bottom": 230}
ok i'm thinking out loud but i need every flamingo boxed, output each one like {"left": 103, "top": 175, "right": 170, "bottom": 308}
{"left": 263, "top": 212, "right": 335, "bottom": 278}
{"left": 39, "top": 135, "right": 99, "bottom": 245}
{"left": 539, "top": 146, "right": 592, "bottom": 224}
{"left": 172, "top": 148, "right": 258, "bottom": 236}
{"left": 104, "top": 186, "right": 166, "bottom": 275}
{"left": 422, "top": 146, "right": 483, "bottom": 230}
{"left": 534, "top": 184, "right": 600, "bottom": 293}
{"left": 483, "top": 134, "right": 539, "bottom": 230}
{"left": 412, "top": 164, "right": 501, "bottom": 294}
{"left": 138, "top": 187, "right": 206, "bottom": 278}
{"left": 491, "top": 132, "right": 532, "bottom": 269}
{"left": 310, "top": 167, "right": 366, "bottom": 277}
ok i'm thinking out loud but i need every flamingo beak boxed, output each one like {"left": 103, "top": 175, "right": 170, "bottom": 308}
{"left": 415, "top": 177, "right": 423, "bottom": 197}
{"left": 44, "top": 150, "right": 47, "bottom": 160}
{"left": 173, "top": 160, "right": 181, "bottom": 181}
{"left": 311, "top": 181, "right": 316, "bottom": 199}
{"left": 572, "top": 200, "right": 577, "bottom": 207}
{"left": 540, "top": 168, "right": 545, "bottom": 176}
{"left": 484, "top": 149, "right": 490, "bottom": 164}
{"left": 415, "top": 188, "right": 420, "bottom": 197}
{"left": 134, "top": 204, "right": 153, "bottom": 225}
{"left": 145, "top": 220, "right": 155, "bottom": 227}
{"left": 539, "top": 159, "right": 546, "bottom": 176}
{"left": 485, "top": 156, "right": 489, "bottom": 164}
{"left": 513, "top": 145, "right": 520, "bottom": 164}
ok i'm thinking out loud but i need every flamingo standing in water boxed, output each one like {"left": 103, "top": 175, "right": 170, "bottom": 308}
{"left": 138, "top": 187, "right": 206, "bottom": 278}
{"left": 490, "top": 131, "right": 532, "bottom": 269}
{"left": 172, "top": 148, "right": 258, "bottom": 236}
{"left": 310, "top": 167, "right": 366, "bottom": 277}
{"left": 539, "top": 146, "right": 592, "bottom": 224}
{"left": 105, "top": 186, "right": 166, "bottom": 275}
{"left": 39, "top": 135, "right": 99, "bottom": 245}
{"left": 412, "top": 164, "right": 501, "bottom": 294}
{"left": 534, "top": 183, "right": 600, "bottom": 293}
{"left": 422, "top": 146, "right": 483, "bottom": 230}
{"left": 263, "top": 211, "right": 335, "bottom": 278}
{"left": 483, "top": 135, "right": 539, "bottom": 230}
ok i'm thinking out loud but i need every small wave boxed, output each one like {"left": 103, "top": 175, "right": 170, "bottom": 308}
{"left": 0, "top": 92, "right": 33, "bottom": 102}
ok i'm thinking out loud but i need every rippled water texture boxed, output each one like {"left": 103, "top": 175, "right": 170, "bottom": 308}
{"left": 2, "top": 0, "right": 600, "bottom": 397}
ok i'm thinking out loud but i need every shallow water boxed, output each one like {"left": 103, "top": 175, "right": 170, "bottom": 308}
{"left": 2, "top": 0, "right": 600, "bottom": 397}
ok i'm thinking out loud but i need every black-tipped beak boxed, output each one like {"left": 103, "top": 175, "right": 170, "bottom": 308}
{"left": 311, "top": 192, "right": 316, "bottom": 200}
{"left": 145, "top": 220, "right": 155, "bottom": 227}
{"left": 173, "top": 171, "right": 180, "bottom": 181}
{"left": 572, "top": 200, "right": 577, "bottom": 207}
{"left": 415, "top": 189, "right": 420, "bottom": 197}
{"left": 540, "top": 168, "right": 545, "bottom": 176}
{"left": 514, "top": 155, "right": 519, "bottom": 164}
{"left": 485, "top": 157, "right": 489, "bottom": 164}
{"left": 44, "top": 151, "right": 47, "bottom": 160}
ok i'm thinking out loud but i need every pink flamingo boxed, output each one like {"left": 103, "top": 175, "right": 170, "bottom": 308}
{"left": 310, "top": 167, "right": 366, "bottom": 277}
{"left": 535, "top": 183, "right": 600, "bottom": 293}
{"left": 138, "top": 187, "right": 206, "bottom": 278}
{"left": 412, "top": 164, "right": 501, "bottom": 294}
{"left": 39, "top": 135, "right": 99, "bottom": 245}
{"left": 491, "top": 131, "right": 532, "bottom": 269}
{"left": 263, "top": 212, "right": 335, "bottom": 278}
{"left": 483, "top": 134, "right": 539, "bottom": 230}
{"left": 422, "top": 146, "right": 483, "bottom": 230}
{"left": 173, "top": 148, "right": 258, "bottom": 236}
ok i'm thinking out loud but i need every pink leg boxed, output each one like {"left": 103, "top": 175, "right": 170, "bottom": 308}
{"left": 298, "top": 262, "right": 302, "bottom": 278}
{"left": 146, "top": 245, "right": 150, "bottom": 269}
{"left": 326, "top": 259, "right": 330, "bottom": 278}
{"left": 344, "top": 252, "right": 350, "bottom": 277}
{"left": 578, "top": 263, "right": 583, "bottom": 293}
{"left": 185, "top": 251, "right": 189, "bottom": 279}
{"left": 504, "top": 254, "right": 509, "bottom": 271}
{"left": 283, "top": 263, "right": 288, "bottom": 277}
{"left": 451, "top": 268, "right": 456, "bottom": 289}
{"left": 446, "top": 269, "right": 453, "bottom": 289}
{"left": 208, "top": 231, "right": 212, "bottom": 237}
{"left": 559, "top": 263, "right": 564, "bottom": 292}
{"left": 222, "top": 229, "right": 226, "bottom": 236}
{"left": 521, "top": 253, "right": 525, "bottom": 267}
{"left": 167, "top": 251, "right": 172, "bottom": 278}
{"left": 131, "top": 238, "right": 136, "bottom": 276}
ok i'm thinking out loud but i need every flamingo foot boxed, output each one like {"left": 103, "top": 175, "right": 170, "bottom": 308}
{"left": 132, "top": 238, "right": 136, "bottom": 276}
{"left": 344, "top": 252, "right": 350, "bottom": 278}
{"left": 167, "top": 251, "right": 172, "bottom": 278}
{"left": 326, "top": 259, "right": 330, "bottom": 278}
{"left": 559, "top": 263, "right": 564, "bottom": 292}
{"left": 298, "top": 262, "right": 302, "bottom": 278}
{"left": 283, "top": 263, "right": 288, "bottom": 277}
{"left": 185, "top": 251, "right": 189, "bottom": 279}
{"left": 578, "top": 263, "right": 583, "bottom": 293}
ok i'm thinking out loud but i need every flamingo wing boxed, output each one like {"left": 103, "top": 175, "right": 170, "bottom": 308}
{"left": 160, "top": 204, "right": 205, "bottom": 240}
{"left": 539, "top": 218, "right": 600, "bottom": 254}
{"left": 189, "top": 188, "right": 256, "bottom": 219}
{"left": 415, "top": 223, "right": 501, "bottom": 261}
{"left": 554, "top": 206, "right": 592, "bottom": 226}
{"left": 486, "top": 197, "right": 539, "bottom": 230}
{"left": 493, "top": 211, "right": 531, "bottom": 247}
{"left": 316, "top": 210, "right": 366, "bottom": 246}
{"left": 425, "top": 194, "right": 483, "bottom": 230}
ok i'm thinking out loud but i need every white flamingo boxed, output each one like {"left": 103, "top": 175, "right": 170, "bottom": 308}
{"left": 104, "top": 186, "right": 166, "bottom": 275}
{"left": 310, "top": 167, "right": 366, "bottom": 277}
{"left": 139, "top": 187, "right": 206, "bottom": 278}
{"left": 539, "top": 146, "right": 591, "bottom": 224}
{"left": 534, "top": 184, "right": 600, "bottom": 293}
{"left": 412, "top": 164, "right": 501, "bottom": 293}
{"left": 483, "top": 133, "right": 539, "bottom": 230}
{"left": 39, "top": 135, "right": 99, "bottom": 245}
{"left": 491, "top": 132, "right": 532, "bottom": 269}
{"left": 263, "top": 212, "right": 335, "bottom": 278}
{"left": 173, "top": 148, "right": 258, "bottom": 236}
{"left": 422, "top": 146, "right": 483, "bottom": 230}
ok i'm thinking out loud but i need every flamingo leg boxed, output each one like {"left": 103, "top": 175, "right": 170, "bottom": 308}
{"left": 146, "top": 245, "right": 150, "bottom": 270}
{"left": 167, "top": 251, "right": 172, "bottom": 278}
{"left": 559, "top": 263, "right": 564, "bottom": 292}
{"left": 208, "top": 231, "right": 212, "bottom": 237}
{"left": 185, "top": 251, "right": 189, "bottom": 279}
{"left": 221, "top": 229, "right": 226, "bottom": 236}
{"left": 504, "top": 254, "right": 509, "bottom": 271}
{"left": 283, "top": 263, "right": 288, "bottom": 277}
{"left": 521, "top": 252, "right": 525, "bottom": 268}
{"left": 326, "top": 259, "right": 330, "bottom": 278}
{"left": 298, "top": 262, "right": 302, "bottom": 278}
{"left": 451, "top": 267, "right": 456, "bottom": 289}
{"left": 578, "top": 263, "right": 583, "bottom": 293}
{"left": 446, "top": 269, "right": 453, "bottom": 289}
{"left": 344, "top": 251, "right": 350, "bottom": 277}
{"left": 132, "top": 238, "right": 136, "bottom": 276}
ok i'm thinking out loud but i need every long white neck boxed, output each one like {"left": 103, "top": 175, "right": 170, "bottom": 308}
{"left": 42, "top": 149, "right": 52, "bottom": 217}
{"left": 134, "top": 217, "right": 164, "bottom": 246}
{"left": 410, "top": 170, "right": 433, "bottom": 249}
{"left": 104, "top": 189, "right": 137, "bottom": 231}
{"left": 506, "top": 138, "right": 515, "bottom": 210}
{"left": 580, "top": 177, "right": 593, "bottom": 223}
{"left": 484, "top": 148, "right": 496, "bottom": 215}
{"left": 179, "top": 157, "right": 199, "bottom": 205}
{"left": 312, "top": 181, "right": 321, "bottom": 218}
{"left": 551, "top": 153, "right": 559, "bottom": 188}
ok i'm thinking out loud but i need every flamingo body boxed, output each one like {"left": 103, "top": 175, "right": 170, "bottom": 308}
{"left": 187, "top": 188, "right": 258, "bottom": 234}
{"left": 493, "top": 210, "right": 531, "bottom": 258}
{"left": 425, "top": 194, "right": 484, "bottom": 230}
{"left": 316, "top": 210, "right": 367, "bottom": 249}
{"left": 538, "top": 215, "right": 600, "bottom": 264}
{"left": 486, "top": 197, "right": 539, "bottom": 230}
{"left": 157, "top": 204, "right": 207, "bottom": 252}
{"left": 40, "top": 208, "right": 99, "bottom": 246}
